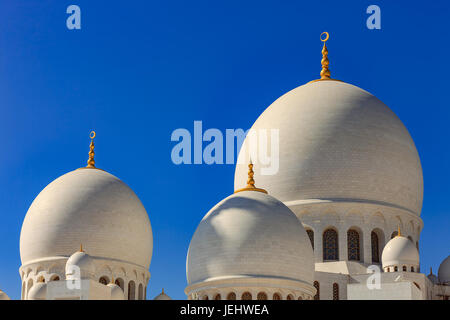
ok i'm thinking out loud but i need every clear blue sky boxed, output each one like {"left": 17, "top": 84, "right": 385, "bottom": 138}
{"left": 0, "top": 0, "right": 449, "bottom": 300}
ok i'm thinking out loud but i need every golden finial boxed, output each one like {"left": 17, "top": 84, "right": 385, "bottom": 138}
{"left": 430, "top": 267, "right": 433, "bottom": 275}
{"left": 234, "top": 161, "right": 268, "bottom": 194}
{"left": 110, "top": 276, "right": 115, "bottom": 284}
{"left": 397, "top": 225, "right": 402, "bottom": 237}
{"left": 86, "top": 131, "right": 96, "bottom": 168}
{"left": 320, "top": 32, "right": 331, "bottom": 80}
{"left": 162, "top": 288, "right": 165, "bottom": 294}
{"left": 79, "top": 244, "right": 84, "bottom": 252}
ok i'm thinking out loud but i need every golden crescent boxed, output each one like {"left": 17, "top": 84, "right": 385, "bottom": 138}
{"left": 90, "top": 131, "right": 96, "bottom": 139}
{"left": 320, "top": 32, "right": 329, "bottom": 42}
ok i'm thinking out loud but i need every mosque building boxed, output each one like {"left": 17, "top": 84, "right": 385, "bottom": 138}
{"left": 0, "top": 33, "right": 448, "bottom": 300}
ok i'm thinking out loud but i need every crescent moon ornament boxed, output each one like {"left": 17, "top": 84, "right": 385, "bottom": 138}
{"left": 90, "top": 131, "right": 96, "bottom": 139}
{"left": 320, "top": 32, "right": 329, "bottom": 42}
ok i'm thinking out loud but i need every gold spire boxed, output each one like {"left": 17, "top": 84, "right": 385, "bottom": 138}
{"left": 430, "top": 267, "right": 433, "bottom": 275}
{"left": 86, "top": 131, "right": 96, "bottom": 168}
{"left": 234, "top": 161, "right": 268, "bottom": 194}
{"left": 162, "top": 288, "right": 165, "bottom": 294}
{"left": 79, "top": 244, "right": 84, "bottom": 252}
{"left": 397, "top": 225, "right": 402, "bottom": 237}
{"left": 110, "top": 276, "right": 115, "bottom": 284}
{"left": 319, "top": 32, "right": 331, "bottom": 80}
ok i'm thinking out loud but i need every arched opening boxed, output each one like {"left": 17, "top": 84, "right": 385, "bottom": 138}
{"left": 227, "top": 292, "right": 236, "bottom": 300}
{"left": 273, "top": 293, "right": 281, "bottom": 300}
{"left": 37, "top": 275, "right": 45, "bottom": 283}
{"left": 323, "top": 229, "right": 339, "bottom": 261}
{"left": 411, "top": 266, "right": 415, "bottom": 272}
{"left": 138, "top": 283, "right": 143, "bottom": 300}
{"left": 402, "top": 266, "right": 407, "bottom": 272}
{"left": 333, "top": 283, "right": 339, "bottom": 300}
{"left": 287, "top": 294, "right": 293, "bottom": 300}
{"left": 50, "top": 275, "right": 60, "bottom": 281}
{"left": 128, "top": 281, "right": 136, "bottom": 300}
{"left": 298, "top": 296, "right": 303, "bottom": 300}
{"left": 371, "top": 231, "right": 380, "bottom": 263}
{"left": 257, "top": 292, "right": 267, "bottom": 300}
{"left": 214, "top": 294, "right": 221, "bottom": 300}
{"left": 241, "top": 292, "right": 252, "bottom": 300}
{"left": 313, "top": 281, "right": 320, "bottom": 300}
{"left": 115, "top": 278, "right": 124, "bottom": 291}
{"left": 99, "top": 276, "right": 109, "bottom": 285}
{"left": 347, "top": 229, "right": 361, "bottom": 261}
{"left": 408, "top": 236, "right": 413, "bottom": 242}
{"left": 306, "top": 229, "right": 314, "bottom": 250}
{"left": 394, "top": 266, "right": 398, "bottom": 272}
{"left": 202, "top": 295, "right": 209, "bottom": 300}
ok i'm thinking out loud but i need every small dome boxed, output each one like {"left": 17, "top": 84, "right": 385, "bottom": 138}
{"left": 428, "top": 268, "right": 438, "bottom": 285}
{"left": 382, "top": 235, "right": 419, "bottom": 269}
{"left": 65, "top": 249, "right": 95, "bottom": 280}
{"left": 186, "top": 190, "right": 314, "bottom": 286}
{"left": 28, "top": 282, "right": 47, "bottom": 300}
{"left": 438, "top": 255, "right": 450, "bottom": 285}
{"left": 20, "top": 168, "right": 153, "bottom": 269}
{"left": 107, "top": 283, "right": 125, "bottom": 300}
{"left": 0, "top": 290, "right": 10, "bottom": 300}
{"left": 154, "top": 289, "right": 171, "bottom": 300}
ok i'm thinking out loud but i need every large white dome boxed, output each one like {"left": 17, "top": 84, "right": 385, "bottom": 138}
{"left": 235, "top": 80, "right": 423, "bottom": 216}
{"left": 20, "top": 168, "right": 153, "bottom": 269}
{"left": 186, "top": 190, "right": 314, "bottom": 286}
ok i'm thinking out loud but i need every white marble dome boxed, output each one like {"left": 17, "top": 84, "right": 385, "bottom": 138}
{"left": 186, "top": 190, "right": 314, "bottom": 286}
{"left": 65, "top": 250, "right": 95, "bottom": 280}
{"left": 382, "top": 235, "right": 419, "bottom": 269}
{"left": 0, "top": 290, "right": 10, "bottom": 300}
{"left": 154, "top": 289, "right": 172, "bottom": 300}
{"left": 235, "top": 80, "right": 423, "bottom": 216}
{"left": 20, "top": 168, "right": 153, "bottom": 269}
{"left": 438, "top": 255, "right": 450, "bottom": 285}
{"left": 107, "top": 283, "right": 125, "bottom": 300}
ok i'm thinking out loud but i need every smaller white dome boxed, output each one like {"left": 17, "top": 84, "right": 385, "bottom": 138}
{"left": 65, "top": 249, "right": 95, "bottom": 280}
{"left": 154, "top": 289, "right": 171, "bottom": 300}
{"left": 28, "top": 282, "right": 47, "bottom": 300}
{"left": 107, "top": 283, "right": 125, "bottom": 300}
{"left": 382, "top": 236, "right": 419, "bottom": 269}
{"left": 0, "top": 290, "right": 10, "bottom": 300}
{"left": 438, "top": 255, "right": 450, "bottom": 285}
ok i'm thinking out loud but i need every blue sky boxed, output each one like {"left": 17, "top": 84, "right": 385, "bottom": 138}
{"left": 0, "top": 0, "right": 449, "bottom": 300}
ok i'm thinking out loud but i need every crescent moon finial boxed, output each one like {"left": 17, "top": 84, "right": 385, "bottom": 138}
{"left": 90, "top": 131, "right": 96, "bottom": 139}
{"left": 320, "top": 31, "right": 329, "bottom": 42}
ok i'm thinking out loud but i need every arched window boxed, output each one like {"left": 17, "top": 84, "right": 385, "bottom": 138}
{"left": 394, "top": 266, "right": 398, "bottom": 272}
{"left": 402, "top": 266, "right": 406, "bottom": 272}
{"left": 313, "top": 281, "right": 320, "bottom": 300}
{"left": 323, "top": 229, "right": 339, "bottom": 260}
{"left": 138, "top": 283, "right": 143, "bottom": 300}
{"left": 115, "top": 278, "right": 124, "bottom": 290}
{"left": 227, "top": 292, "right": 236, "bottom": 300}
{"left": 391, "top": 231, "right": 398, "bottom": 239}
{"left": 287, "top": 294, "right": 293, "bottom": 300}
{"left": 273, "top": 293, "right": 281, "bottom": 300}
{"left": 99, "top": 276, "right": 108, "bottom": 285}
{"left": 298, "top": 296, "right": 303, "bottom": 300}
{"left": 411, "top": 266, "right": 415, "bottom": 272}
{"left": 257, "top": 292, "right": 267, "bottom": 300}
{"left": 241, "top": 292, "right": 252, "bottom": 300}
{"left": 202, "top": 295, "right": 209, "bottom": 300}
{"left": 307, "top": 229, "right": 314, "bottom": 250}
{"left": 214, "top": 294, "right": 221, "bottom": 300}
{"left": 347, "top": 229, "right": 361, "bottom": 261}
{"left": 332, "top": 283, "right": 339, "bottom": 300}
{"left": 371, "top": 231, "right": 380, "bottom": 263}
{"left": 128, "top": 281, "right": 136, "bottom": 300}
